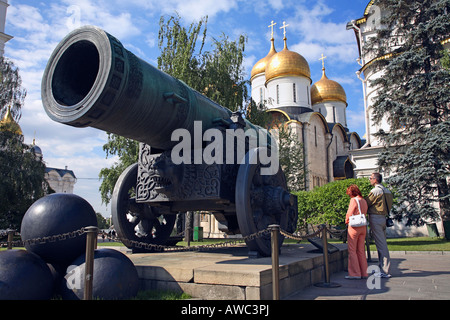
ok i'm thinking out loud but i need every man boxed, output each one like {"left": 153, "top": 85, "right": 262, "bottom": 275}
{"left": 365, "top": 172, "right": 393, "bottom": 278}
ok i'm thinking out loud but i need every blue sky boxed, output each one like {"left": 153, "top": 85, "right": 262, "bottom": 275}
{"left": 5, "top": 0, "right": 371, "bottom": 217}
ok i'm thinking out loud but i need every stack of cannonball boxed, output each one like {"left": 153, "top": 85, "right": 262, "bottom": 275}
{"left": 0, "top": 193, "right": 139, "bottom": 300}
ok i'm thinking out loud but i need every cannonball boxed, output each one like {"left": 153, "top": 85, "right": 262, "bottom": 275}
{"left": 20, "top": 193, "right": 97, "bottom": 265}
{"left": 60, "top": 248, "right": 139, "bottom": 300}
{"left": 0, "top": 250, "right": 54, "bottom": 300}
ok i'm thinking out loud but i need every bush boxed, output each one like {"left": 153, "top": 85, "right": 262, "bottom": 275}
{"left": 293, "top": 178, "right": 372, "bottom": 230}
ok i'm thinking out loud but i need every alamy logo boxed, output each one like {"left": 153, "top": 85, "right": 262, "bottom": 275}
{"left": 171, "top": 121, "right": 280, "bottom": 175}
{"left": 66, "top": 265, "right": 82, "bottom": 290}
{"left": 366, "top": 265, "right": 382, "bottom": 290}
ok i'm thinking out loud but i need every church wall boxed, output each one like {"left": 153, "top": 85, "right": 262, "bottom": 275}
{"left": 331, "top": 127, "right": 347, "bottom": 158}
{"left": 46, "top": 171, "right": 76, "bottom": 194}
{"left": 251, "top": 74, "right": 266, "bottom": 105}
{"left": 306, "top": 115, "right": 328, "bottom": 189}
{"left": 364, "top": 66, "right": 390, "bottom": 147}
{"left": 313, "top": 101, "right": 347, "bottom": 127}
{"left": 349, "top": 133, "right": 361, "bottom": 151}
{"left": 266, "top": 76, "right": 311, "bottom": 109}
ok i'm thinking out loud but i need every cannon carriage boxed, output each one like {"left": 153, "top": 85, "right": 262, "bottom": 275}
{"left": 41, "top": 26, "right": 298, "bottom": 257}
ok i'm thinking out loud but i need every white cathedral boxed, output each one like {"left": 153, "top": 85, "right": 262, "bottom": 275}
{"left": 250, "top": 21, "right": 362, "bottom": 190}
{"left": 199, "top": 22, "right": 364, "bottom": 238}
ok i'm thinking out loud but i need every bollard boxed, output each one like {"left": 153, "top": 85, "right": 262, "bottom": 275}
{"left": 84, "top": 226, "right": 98, "bottom": 300}
{"left": 7, "top": 229, "right": 14, "bottom": 250}
{"left": 269, "top": 224, "right": 280, "bottom": 300}
{"left": 314, "top": 225, "right": 341, "bottom": 288}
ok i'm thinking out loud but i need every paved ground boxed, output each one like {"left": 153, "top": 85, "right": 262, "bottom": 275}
{"left": 285, "top": 251, "right": 450, "bottom": 300}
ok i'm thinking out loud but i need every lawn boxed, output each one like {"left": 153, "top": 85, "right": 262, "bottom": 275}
{"left": 326, "top": 236, "right": 450, "bottom": 251}
{"left": 380, "top": 236, "right": 450, "bottom": 251}
{"left": 4, "top": 236, "right": 450, "bottom": 252}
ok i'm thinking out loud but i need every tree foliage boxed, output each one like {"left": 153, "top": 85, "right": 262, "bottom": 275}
{"left": 244, "top": 101, "right": 305, "bottom": 192}
{"left": 0, "top": 57, "right": 26, "bottom": 121}
{"left": 294, "top": 178, "right": 373, "bottom": 230}
{"left": 0, "top": 58, "right": 48, "bottom": 229}
{"left": 368, "top": 0, "right": 450, "bottom": 230}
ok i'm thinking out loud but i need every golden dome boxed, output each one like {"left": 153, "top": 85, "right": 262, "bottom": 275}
{"left": 311, "top": 68, "right": 347, "bottom": 106}
{"left": 251, "top": 38, "right": 277, "bottom": 80}
{"left": 265, "top": 39, "right": 311, "bottom": 85}
{"left": 0, "top": 106, "right": 23, "bottom": 135}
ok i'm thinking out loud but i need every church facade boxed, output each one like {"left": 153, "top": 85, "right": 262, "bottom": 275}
{"left": 199, "top": 23, "right": 363, "bottom": 238}
{"left": 251, "top": 22, "right": 362, "bottom": 191}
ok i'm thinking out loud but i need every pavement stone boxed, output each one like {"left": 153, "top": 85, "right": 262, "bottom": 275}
{"left": 284, "top": 251, "right": 450, "bottom": 300}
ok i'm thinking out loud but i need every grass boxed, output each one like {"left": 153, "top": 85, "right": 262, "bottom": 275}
{"left": 134, "top": 290, "right": 191, "bottom": 300}
{"left": 4, "top": 236, "right": 450, "bottom": 252}
{"left": 379, "top": 236, "right": 450, "bottom": 251}
{"left": 328, "top": 236, "right": 450, "bottom": 251}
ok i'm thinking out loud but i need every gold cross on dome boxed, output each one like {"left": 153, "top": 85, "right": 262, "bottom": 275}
{"left": 319, "top": 53, "right": 327, "bottom": 69}
{"left": 280, "top": 21, "right": 289, "bottom": 38}
{"left": 268, "top": 20, "right": 277, "bottom": 38}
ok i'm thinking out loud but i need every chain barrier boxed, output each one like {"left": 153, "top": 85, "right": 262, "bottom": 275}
{"left": 0, "top": 226, "right": 271, "bottom": 252}
{"left": 1, "top": 224, "right": 347, "bottom": 252}
{"left": 0, "top": 228, "right": 86, "bottom": 248}
{"left": 279, "top": 225, "right": 325, "bottom": 242}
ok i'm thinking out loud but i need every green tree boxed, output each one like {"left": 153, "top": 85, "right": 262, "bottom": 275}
{"left": 0, "top": 57, "right": 26, "bottom": 121}
{"left": 0, "top": 58, "right": 48, "bottom": 229}
{"left": 277, "top": 124, "right": 305, "bottom": 192}
{"left": 96, "top": 212, "right": 111, "bottom": 230}
{"left": 294, "top": 178, "right": 373, "bottom": 230}
{"left": 244, "top": 100, "right": 306, "bottom": 192}
{"left": 368, "top": 0, "right": 450, "bottom": 237}
{"left": 99, "top": 134, "right": 139, "bottom": 205}
{"left": 201, "top": 33, "right": 248, "bottom": 111}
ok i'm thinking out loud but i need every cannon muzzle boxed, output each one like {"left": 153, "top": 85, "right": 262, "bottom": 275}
{"left": 42, "top": 26, "right": 236, "bottom": 150}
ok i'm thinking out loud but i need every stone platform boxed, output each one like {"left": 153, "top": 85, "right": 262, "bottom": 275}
{"left": 126, "top": 242, "right": 348, "bottom": 300}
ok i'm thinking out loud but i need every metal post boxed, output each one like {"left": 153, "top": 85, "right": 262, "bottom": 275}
{"left": 269, "top": 224, "right": 280, "bottom": 300}
{"left": 7, "top": 229, "right": 14, "bottom": 250}
{"left": 84, "top": 226, "right": 98, "bottom": 300}
{"left": 314, "top": 225, "right": 341, "bottom": 288}
{"left": 322, "top": 226, "right": 330, "bottom": 284}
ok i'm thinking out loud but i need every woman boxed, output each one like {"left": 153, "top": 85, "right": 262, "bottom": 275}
{"left": 345, "top": 184, "right": 368, "bottom": 279}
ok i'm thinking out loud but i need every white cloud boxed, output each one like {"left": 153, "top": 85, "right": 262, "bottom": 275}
{"left": 287, "top": 1, "right": 357, "bottom": 65}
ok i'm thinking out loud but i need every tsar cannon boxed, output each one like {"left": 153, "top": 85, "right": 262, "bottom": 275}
{"left": 41, "top": 26, "right": 298, "bottom": 256}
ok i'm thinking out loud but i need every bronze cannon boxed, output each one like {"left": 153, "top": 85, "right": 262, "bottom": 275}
{"left": 41, "top": 26, "right": 297, "bottom": 256}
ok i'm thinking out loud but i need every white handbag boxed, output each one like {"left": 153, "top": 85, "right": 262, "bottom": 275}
{"left": 349, "top": 198, "right": 367, "bottom": 227}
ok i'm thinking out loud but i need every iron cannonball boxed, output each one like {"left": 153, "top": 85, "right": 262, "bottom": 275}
{"left": 0, "top": 250, "right": 54, "bottom": 300}
{"left": 20, "top": 193, "right": 98, "bottom": 265}
{"left": 60, "top": 248, "right": 139, "bottom": 300}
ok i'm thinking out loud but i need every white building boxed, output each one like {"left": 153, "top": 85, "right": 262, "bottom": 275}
{"left": 0, "top": 0, "right": 12, "bottom": 56}
{"left": 346, "top": 1, "right": 449, "bottom": 237}
{"left": 30, "top": 141, "right": 77, "bottom": 194}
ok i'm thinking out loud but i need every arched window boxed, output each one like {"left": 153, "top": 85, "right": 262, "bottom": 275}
{"left": 276, "top": 85, "right": 280, "bottom": 104}
{"left": 293, "top": 83, "right": 297, "bottom": 103}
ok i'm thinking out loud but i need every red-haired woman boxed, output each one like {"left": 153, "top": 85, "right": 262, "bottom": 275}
{"left": 345, "top": 184, "right": 368, "bottom": 279}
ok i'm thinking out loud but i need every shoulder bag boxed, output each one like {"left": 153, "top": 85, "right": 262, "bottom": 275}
{"left": 349, "top": 198, "right": 368, "bottom": 227}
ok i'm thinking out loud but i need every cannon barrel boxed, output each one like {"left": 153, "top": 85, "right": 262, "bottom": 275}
{"left": 42, "top": 26, "right": 262, "bottom": 151}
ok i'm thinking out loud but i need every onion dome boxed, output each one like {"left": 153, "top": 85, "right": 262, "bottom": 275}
{"left": 0, "top": 106, "right": 23, "bottom": 135}
{"left": 31, "top": 138, "right": 43, "bottom": 158}
{"left": 311, "top": 67, "right": 347, "bottom": 106}
{"left": 251, "top": 37, "right": 277, "bottom": 81}
{"left": 265, "top": 37, "right": 311, "bottom": 85}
